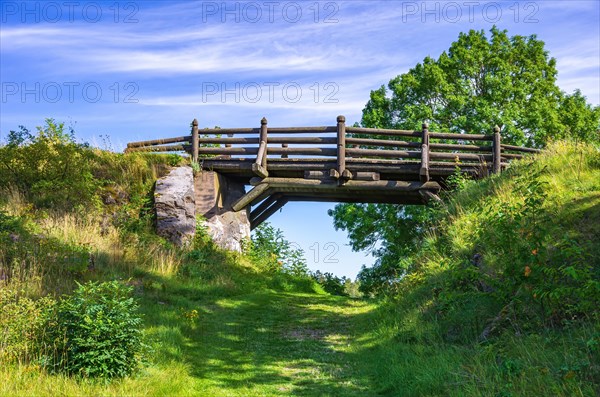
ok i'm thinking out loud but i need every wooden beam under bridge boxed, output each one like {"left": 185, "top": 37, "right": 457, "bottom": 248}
{"left": 236, "top": 177, "right": 442, "bottom": 228}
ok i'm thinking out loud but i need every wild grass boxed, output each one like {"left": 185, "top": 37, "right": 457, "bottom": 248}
{"left": 1, "top": 141, "right": 598, "bottom": 396}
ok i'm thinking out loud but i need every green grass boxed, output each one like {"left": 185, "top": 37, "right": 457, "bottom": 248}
{"left": 2, "top": 288, "right": 380, "bottom": 396}
{"left": 1, "top": 141, "right": 599, "bottom": 396}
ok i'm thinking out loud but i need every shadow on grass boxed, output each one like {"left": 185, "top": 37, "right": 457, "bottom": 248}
{"left": 137, "top": 265, "right": 384, "bottom": 396}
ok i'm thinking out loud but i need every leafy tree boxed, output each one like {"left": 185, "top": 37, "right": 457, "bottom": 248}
{"left": 362, "top": 27, "right": 599, "bottom": 146}
{"left": 557, "top": 90, "right": 600, "bottom": 143}
{"left": 332, "top": 27, "right": 599, "bottom": 294}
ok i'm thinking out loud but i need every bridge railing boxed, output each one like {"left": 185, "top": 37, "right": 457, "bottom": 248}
{"left": 125, "top": 115, "right": 539, "bottom": 182}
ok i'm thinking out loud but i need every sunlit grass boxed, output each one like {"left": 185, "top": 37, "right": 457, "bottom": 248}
{"left": 1, "top": 142, "right": 598, "bottom": 396}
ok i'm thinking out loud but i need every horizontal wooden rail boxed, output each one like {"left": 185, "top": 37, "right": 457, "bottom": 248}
{"left": 346, "top": 148, "right": 422, "bottom": 159}
{"left": 346, "top": 126, "right": 421, "bottom": 137}
{"left": 126, "top": 144, "right": 188, "bottom": 153}
{"left": 430, "top": 152, "right": 492, "bottom": 162}
{"left": 346, "top": 137, "right": 420, "bottom": 149}
{"left": 125, "top": 116, "right": 541, "bottom": 190}
{"left": 501, "top": 144, "right": 541, "bottom": 153}
{"left": 126, "top": 136, "right": 190, "bottom": 148}
{"left": 268, "top": 137, "right": 337, "bottom": 144}
{"left": 429, "top": 132, "right": 492, "bottom": 141}
{"left": 430, "top": 143, "right": 492, "bottom": 152}
{"left": 197, "top": 147, "right": 339, "bottom": 157}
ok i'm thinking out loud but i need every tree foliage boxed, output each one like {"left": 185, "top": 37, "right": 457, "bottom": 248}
{"left": 333, "top": 28, "right": 599, "bottom": 294}
{"left": 362, "top": 27, "right": 599, "bottom": 146}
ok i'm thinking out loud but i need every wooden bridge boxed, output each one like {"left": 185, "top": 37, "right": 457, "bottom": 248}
{"left": 126, "top": 116, "right": 539, "bottom": 229}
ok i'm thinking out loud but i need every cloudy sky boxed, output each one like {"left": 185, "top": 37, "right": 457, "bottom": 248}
{"left": 1, "top": 0, "right": 599, "bottom": 277}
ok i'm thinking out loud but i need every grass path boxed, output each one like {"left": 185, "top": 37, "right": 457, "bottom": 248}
{"left": 3, "top": 289, "right": 383, "bottom": 396}
{"left": 143, "top": 290, "right": 380, "bottom": 396}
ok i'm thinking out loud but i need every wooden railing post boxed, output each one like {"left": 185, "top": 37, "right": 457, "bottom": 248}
{"left": 420, "top": 122, "right": 430, "bottom": 182}
{"left": 260, "top": 117, "right": 268, "bottom": 167}
{"left": 252, "top": 117, "right": 269, "bottom": 178}
{"left": 191, "top": 118, "right": 199, "bottom": 163}
{"left": 281, "top": 143, "right": 288, "bottom": 158}
{"left": 492, "top": 125, "right": 501, "bottom": 174}
{"left": 337, "top": 115, "right": 348, "bottom": 180}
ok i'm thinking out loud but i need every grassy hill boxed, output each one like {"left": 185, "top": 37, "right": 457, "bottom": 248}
{"left": 1, "top": 127, "right": 598, "bottom": 396}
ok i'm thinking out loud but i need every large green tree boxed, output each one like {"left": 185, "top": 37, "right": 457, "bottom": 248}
{"left": 362, "top": 26, "right": 599, "bottom": 146}
{"left": 333, "top": 28, "right": 599, "bottom": 293}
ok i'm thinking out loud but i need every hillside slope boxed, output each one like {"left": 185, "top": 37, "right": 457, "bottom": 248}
{"left": 1, "top": 137, "right": 598, "bottom": 396}
{"left": 360, "top": 141, "right": 600, "bottom": 396}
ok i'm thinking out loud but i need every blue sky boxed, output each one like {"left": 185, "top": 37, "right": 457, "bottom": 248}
{"left": 1, "top": 1, "right": 599, "bottom": 278}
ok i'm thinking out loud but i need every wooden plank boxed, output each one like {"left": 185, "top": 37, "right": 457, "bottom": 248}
{"left": 420, "top": 144, "right": 430, "bottom": 182}
{"left": 232, "top": 183, "right": 270, "bottom": 212}
{"left": 196, "top": 147, "right": 257, "bottom": 155}
{"left": 492, "top": 125, "right": 501, "bottom": 174}
{"left": 344, "top": 138, "right": 491, "bottom": 153}
{"left": 429, "top": 132, "right": 493, "bottom": 141}
{"left": 192, "top": 119, "right": 199, "bottom": 163}
{"left": 420, "top": 123, "right": 430, "bottom": 183}
{"left": 337, "top": 115, "right": 346, "bottom": 177}
{"left": 346, "top": 126, "right": 422, "bottom": 137}
{"left": 501, "top": 153, "right": 525, "bottom": 160}
{"left": 269, "top": 147, "right": 337, "bottom": 156}
{"left": 249, "top": 193, "right": 283, "bottom": 220}
{"left": 346, "top": 148, "right": 422, "bottom": 159}
{"left": 419, "top": 190, "right": 443, "bottom": 205}
{"left": 354, "top": 171, "right": 380, "bottom": 181}
{"left": 430, "top": 143, "right": 493, "bottom": 152}
{"left": 256, "top": 141, "right": 267, "bottom": 165}
{"left": 304, "top": 171, "right": 334, "bottom": 180}
{"left": 252, "top": 163, "right": 268, "bottom": 178}
{"left": 429, "top": 152, "right": 492, "bottom": 162}
{"left": 250, "top": 197, "right": 289, "bottom": 230}
{"left": 126, "top": 135, "right": 191, "bottom": 148}
{"left": 198, "top": 137, "right": 259, "bottom": 144}
{"left": 269, "top": 137, "right": 337, "bottom": 144}
{"left": 345, "top": 137, "right": 421, "bottom": 149}
{"left": 346, "top": 158, "right": 420, "bottom": 165}
{"left": 267, "top": 126, "right": 337, "bottom": 133}
{"left": 250, "top": 177, "right": 441, "bottom": 192}
{"left": 501, "top": 144, "right": 540, "bottom": 153}
{"left": 125, "top": 144, "right": 188, "bottom": 153}
{"left": 196, "top": 126, "right": 336, "bottom": 135}
{"left": 284, "top": 194, "right": 425, "bottom": 205}
{"left": 197, "top": 127, "right": 259, "bottom": 135}
{"left": 199, "top": 148, "right": 339, "bottom": 157}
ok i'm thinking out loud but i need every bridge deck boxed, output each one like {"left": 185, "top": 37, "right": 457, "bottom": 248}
{"left": 126, "top": 116, "right": 539, "bottom": 228}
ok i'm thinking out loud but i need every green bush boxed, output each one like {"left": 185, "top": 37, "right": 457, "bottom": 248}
{"left": 0, "top": 289, "right": 56, "bottom": 364}
{"left": 247, "top": 223, "right": 309, "bottom": 277}
{"left": 52, "top": 281, "right": 144, "bottom": 379}
{"left": 0, "top": 119, "right": 100, "bottom": 211}
{"left": 312, "top": 271, "right": 348, "bottom": 296}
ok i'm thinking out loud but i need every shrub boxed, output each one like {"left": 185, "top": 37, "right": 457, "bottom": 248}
{"left": 0, "top": 289, "right": 56, "bottom": 364}
{"left": 247, "top": 223, "right": 309, "bottom": 277}
{"left": 51, "top": 281, "right": 144, "bottom": 379}
{"left": 312, "top": 271, "right": 348, "bottom": 296}
{"left": 0, "top": 119, "right": 100, "bottom": 211}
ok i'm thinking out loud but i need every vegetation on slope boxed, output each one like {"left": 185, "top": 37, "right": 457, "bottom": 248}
{"left": 1, "top": 119, "right": 598, "bottom": 396}
{"left": 359, "top": 141, "right": 600, "bottom": 396}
